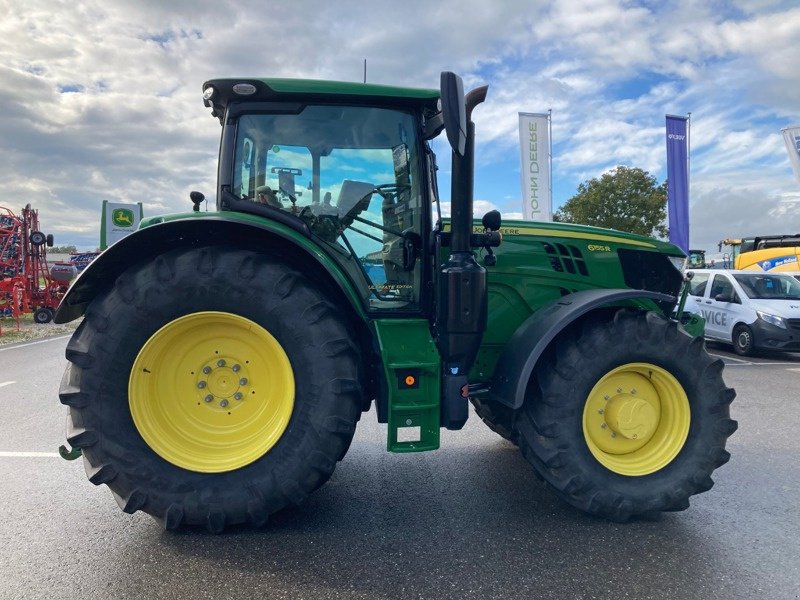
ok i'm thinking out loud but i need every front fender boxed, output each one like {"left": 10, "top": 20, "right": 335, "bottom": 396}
{"left": 489, "top": 288, "right": 676, "bottom": 409}
{"left": 55, "top": 214, "right": 368, "bottom": 323}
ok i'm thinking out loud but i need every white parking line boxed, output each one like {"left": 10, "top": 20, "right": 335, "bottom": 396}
{"left": 708, "top": 353, "right": 751, "bottom": 364}
{"left": 726, "top": 362, "right": 800, "bottom": 367}
{"left": 0, "top": 381, "right": 16, "bottom": 388}
{"left": 0, "top": 452, "right": 61, "bottom": 457}
{"left": 0, "top": 334, "right": 71, "bottom": 352}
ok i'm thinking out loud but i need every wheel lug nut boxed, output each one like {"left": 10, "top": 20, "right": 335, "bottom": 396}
{"left": 202, "top": 366, "right": 212, "bottom": 374}
{"left": 611, "top": 432, "right": 617, "bottom": 438}
{"left": 217, "top": 359, "right": 226, "bottom": 367}
{"left": 234, "top": 392, "right": 243, "bottom": 400}
{"left": 220, "top": 399, "right": 229, "bottom": 408}
{"left": 604, "top": 395, "right": 610, "bottom": 401}
{"left": 239, "top": 377, "right": 248, "bottom": 386}
{"left": 616, "top": 388, "right": 622, "bottom": 394}
{"left": 630, "top": 389, "right": 636, "bottom": 394}
{"left": 601, "top": 423, "right": 607, "bottom": 429}
{"left": 204, "top": 394, "right": 214, "bottom": 402}
{"left": 197, "top": 381, "right": 207, "bottom": 389}
{"left": 598, "top": 408, "right": 604, "bottom": 414}
{"left": 232, "top": 364, "right": 241, "bottom": 372}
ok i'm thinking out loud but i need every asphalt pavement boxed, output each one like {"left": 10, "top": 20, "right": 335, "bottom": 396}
{"left": 0, "top": 336, "right": 798, "bottom": 599}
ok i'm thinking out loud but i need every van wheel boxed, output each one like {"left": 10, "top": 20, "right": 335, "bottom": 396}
{"left": 732, "top": 324, "right": 754, "bottom": 356}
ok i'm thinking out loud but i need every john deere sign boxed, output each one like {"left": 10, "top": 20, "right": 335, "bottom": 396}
{"left": 101, "top": 201, "right": 144, "bottom": 249}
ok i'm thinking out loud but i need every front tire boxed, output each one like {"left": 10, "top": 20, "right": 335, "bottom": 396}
{"left": 470, "top": 397, "right": 517, "bottom": 444}
{"left": 732, "top": 324, "right": 754, "bottom": 356}
{"left": 60, "top": 246, "right": 363, "bottom": 532}
{"left": 515, "top": 309, "right": 737, "bottom": 521}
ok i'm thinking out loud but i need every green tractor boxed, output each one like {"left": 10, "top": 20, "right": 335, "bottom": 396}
{"left": 56, "top": 72, "right": 736, "bottom": 532}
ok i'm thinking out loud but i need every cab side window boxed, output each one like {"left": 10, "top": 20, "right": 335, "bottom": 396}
{"left": 710, "top": 275, "right": 737, "bottom": 302}
{"left": 689, "top": 273, "right": 709, "bottom": 296}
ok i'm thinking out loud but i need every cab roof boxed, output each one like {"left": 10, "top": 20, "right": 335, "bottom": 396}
{"left": 202, "top": 77, "right": 441, "bottom": 118}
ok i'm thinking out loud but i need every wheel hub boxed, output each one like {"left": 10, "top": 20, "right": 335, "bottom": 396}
{"left": 604, "top": 395, "right": 657, "bottom": 441}
{"left": 197, "top": 358, "right": 250, "bottom": 409}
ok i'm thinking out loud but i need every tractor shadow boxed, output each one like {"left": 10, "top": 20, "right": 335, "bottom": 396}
{"left": 149, "top": 431, "right": 758, "bottom": 599}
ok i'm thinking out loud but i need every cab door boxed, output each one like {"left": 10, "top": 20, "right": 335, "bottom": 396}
{"left": 704, "top": 273, "right": 741, "bottom": 340}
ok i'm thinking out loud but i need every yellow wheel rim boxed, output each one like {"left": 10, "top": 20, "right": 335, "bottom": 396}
{"left": 129, "top": 312, "right": 294, "bottom": 473}
{"left": 582, "top": 363, "right": 690, "bottom": 476}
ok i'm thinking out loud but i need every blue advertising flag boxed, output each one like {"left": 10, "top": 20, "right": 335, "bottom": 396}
{"left": 666, "top": 115, "right": 689, "bottom": 253}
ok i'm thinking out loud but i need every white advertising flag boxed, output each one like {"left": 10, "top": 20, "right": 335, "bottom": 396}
{"left": 782, "top": 126, "right": 800, "bottom": 186}
{"left": 519, "top": 112, "right": 552, "bottom": 221}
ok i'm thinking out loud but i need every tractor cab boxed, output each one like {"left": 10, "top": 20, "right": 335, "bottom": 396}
{"left": 203, "top": 79, "right": 447, "bottom": 312}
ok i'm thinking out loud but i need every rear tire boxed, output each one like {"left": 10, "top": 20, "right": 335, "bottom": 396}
{"left": 60, "top": 246, "right": 363, "bottom": 532}
{"left": 515, "top": 309, "right": 737, "bottom": 521}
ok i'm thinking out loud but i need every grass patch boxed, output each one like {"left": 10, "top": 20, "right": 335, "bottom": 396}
{"left": 0, "top": 314, "right": 80, "bottom": 345}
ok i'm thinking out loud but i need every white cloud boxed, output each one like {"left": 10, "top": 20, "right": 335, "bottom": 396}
{"left": 0, "top": 0, "right": 797, "bottom": 254}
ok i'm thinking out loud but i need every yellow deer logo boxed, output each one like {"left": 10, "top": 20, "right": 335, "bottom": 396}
{"left": 112, "top": 208, "right": 134, "bottom": 227}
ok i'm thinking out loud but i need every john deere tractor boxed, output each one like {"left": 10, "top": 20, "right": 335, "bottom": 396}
{"left": 56, "top": 72, "right": 736, "bottom": 532}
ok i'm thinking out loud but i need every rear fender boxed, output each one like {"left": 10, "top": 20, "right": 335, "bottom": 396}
{"left": 55, "top": 215, "right": 368, "bottom": 324}
{"left": 489, "top": 288, "right": 676, "bottom": 409}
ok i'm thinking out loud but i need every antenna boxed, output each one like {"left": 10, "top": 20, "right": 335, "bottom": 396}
{"left": 363, "top": 59, "right": 367, "bottom": 83}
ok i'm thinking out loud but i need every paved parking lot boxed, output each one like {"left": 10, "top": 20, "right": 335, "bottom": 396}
{"left": 1, "top": 336, "right": 798, "bottom": 599}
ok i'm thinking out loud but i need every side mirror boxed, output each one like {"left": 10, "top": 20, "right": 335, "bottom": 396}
{"left": 190, "top": 190, "right": 205, "bottom": 212}
{"left": 440, "top": 72, "right": 466, "bottom": 157}
{"left": 482, "top": 210, "right": 501, "bottom": 231}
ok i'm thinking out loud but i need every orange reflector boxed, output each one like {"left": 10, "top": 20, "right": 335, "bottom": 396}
{"left": 405, "top": 375, "right": 416, "bottom": 386}
{"left": 460, "top": 384, "right": 470, "bottom": 398}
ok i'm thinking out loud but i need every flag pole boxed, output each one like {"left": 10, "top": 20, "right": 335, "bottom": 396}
{"left": 548, "top": 108, "right": 553, "bottom": 218}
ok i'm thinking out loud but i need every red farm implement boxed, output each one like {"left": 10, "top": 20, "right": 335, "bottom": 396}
{"left": 0, "top": 204, "right": 68, "bottom": 332}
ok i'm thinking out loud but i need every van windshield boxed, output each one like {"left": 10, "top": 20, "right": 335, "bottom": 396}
{"left": 733, "top": 273, "right": 800, "bottom": 300}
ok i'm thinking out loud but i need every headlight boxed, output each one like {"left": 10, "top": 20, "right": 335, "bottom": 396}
{"left": 756, "top": 311, "right": 786, "bottom": 329}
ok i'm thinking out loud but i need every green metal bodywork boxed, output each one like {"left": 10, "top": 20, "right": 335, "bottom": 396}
{"left": 448, "top": 220, "right": 686, "bottom": 382}
{"left": 244, "top": 78, "right": 439, "bottom": 100}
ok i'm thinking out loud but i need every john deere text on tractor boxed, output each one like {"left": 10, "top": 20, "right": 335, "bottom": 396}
{"left": 56, "top": 73, "right": 736, "bottom": 532}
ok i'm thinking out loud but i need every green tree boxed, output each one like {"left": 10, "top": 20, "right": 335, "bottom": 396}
{"left": 554, "top": 166, "right": 668, "bottom": 238}
{"left": 50, "top": 245, "right": 77, "bottom": 254}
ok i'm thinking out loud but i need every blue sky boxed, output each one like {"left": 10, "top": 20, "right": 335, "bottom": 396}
{"left": 1, "top": 0, "right": 799, "bottom": 255}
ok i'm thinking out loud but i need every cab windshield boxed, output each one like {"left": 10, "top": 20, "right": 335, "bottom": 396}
{"left": 232, "top": 105, "right": 425, "bottom": 309}
{"left": 733, "top": 273, "right": 800, "bottom": 300}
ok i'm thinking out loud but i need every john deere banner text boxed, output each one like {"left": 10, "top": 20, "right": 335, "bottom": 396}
{"left": 666, "top": 115, "right": 689, "bottom": 253}
{"left": 519, "top": 112, "right": 551, "bottom": 221}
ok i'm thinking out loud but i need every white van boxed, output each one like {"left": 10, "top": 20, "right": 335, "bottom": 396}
{"left": 686, "top": 269, "right": 800, "bottom": 355}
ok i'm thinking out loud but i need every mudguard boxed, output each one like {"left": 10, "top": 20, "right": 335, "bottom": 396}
{"left": 54, "top": 214, "right": 367, "bottom": 323}
{"left": 489, "top": 288, "right": 676, "bottom": 409}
